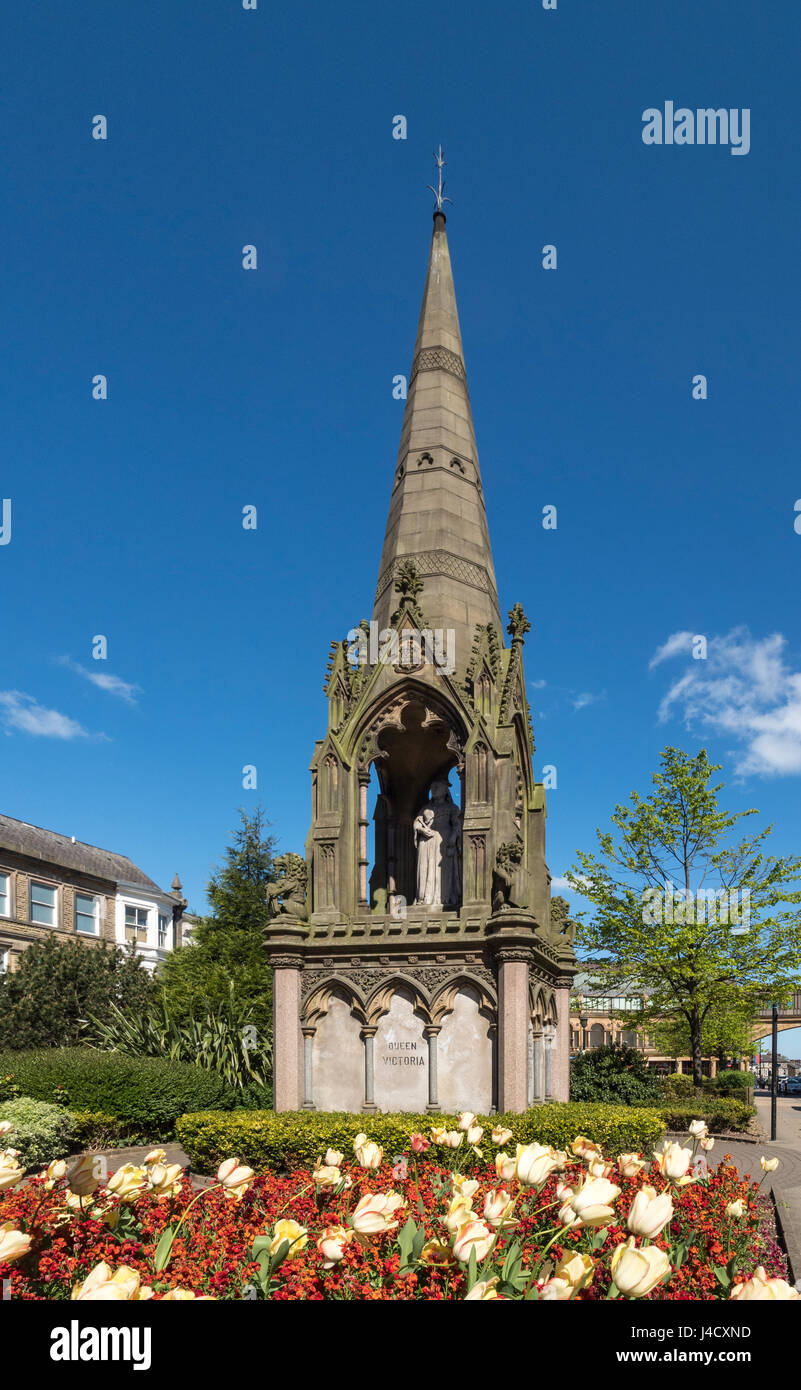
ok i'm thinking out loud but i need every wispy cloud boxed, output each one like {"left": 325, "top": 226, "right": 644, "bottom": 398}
{"left": 529, "top": 678, "right": 547, "bottom": 690}
{"left": 650, "top": 626, "right": 801, "bottom": 777}
{"left": 0, "top": 691, "right": 106, "bottom": 741}
{"left": 572, "top": 690, "right": 605, "bottom": 712}
{"left": 57, "top": 656, "right": 141, "bottom": 705}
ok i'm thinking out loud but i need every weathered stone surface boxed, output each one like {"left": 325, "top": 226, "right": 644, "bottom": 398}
{"left": 312, "top": 993, "right": 364, "bottom": 1112}
{"left": 373, "top": 990, "right": 428, "bottom": 1112}
{"left": 438, "top": 987, "right": 493, "bottom": 1114}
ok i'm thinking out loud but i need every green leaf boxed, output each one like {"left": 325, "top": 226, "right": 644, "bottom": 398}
{"left": 153, "top": 1225, "right": 176, "bottom": 1273}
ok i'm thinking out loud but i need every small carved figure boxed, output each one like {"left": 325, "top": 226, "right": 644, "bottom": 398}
{"left": 266, "top": 853, "right": 308, "bottom": 921}
{"left": 550, "top": 894, "right": 576, "bottom": 946}
{"left": 491, "top": 841, "right": 524, "bottom": 913}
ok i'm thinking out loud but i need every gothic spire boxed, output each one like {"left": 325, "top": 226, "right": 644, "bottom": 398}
{"left": 372, "top": 171, "right": 501, "bottom": 667}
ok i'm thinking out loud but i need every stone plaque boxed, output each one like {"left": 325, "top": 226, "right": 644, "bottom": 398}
{"left": 374, "top": 989, "right": 428, "bottom": 1112}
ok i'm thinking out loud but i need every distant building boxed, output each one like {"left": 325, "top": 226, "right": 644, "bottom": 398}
{"left": 570, "top": 966, "right": 750, "bottom": 1077}
{"left": 0, "top": 813, "right": 195, "bottom": 975}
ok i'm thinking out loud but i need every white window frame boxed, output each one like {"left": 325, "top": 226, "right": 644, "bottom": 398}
{"left": 157, "top": 913, "right": 169, "bottom": 949}
{"left": 0, "top": 871, "right": 9, "bottom": 917}
{"left": 0, "top": 946, "right": 8, "bottom": 974}
{"left": 75, "top": 891, "right": 99, "bottom": 937}
{"left": 30, "top": 878, "right": 57, "bottom": 927}
{"left": 124, "top": 904, "right": 149, "bottom": 943}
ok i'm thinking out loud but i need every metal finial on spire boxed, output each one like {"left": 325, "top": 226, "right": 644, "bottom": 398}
{"left": 427, "top": 144, "right": 453, "bottom": 213}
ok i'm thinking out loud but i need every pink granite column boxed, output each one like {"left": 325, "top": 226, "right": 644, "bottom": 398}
{"left": 497, "top": 950, "right": 530, "bottom": 1113}
{"left": 553, "top": 976, "right": 573, "bottom": 1102}
{"left": 271, "top": 952, "right": 304, "bottom": 1112}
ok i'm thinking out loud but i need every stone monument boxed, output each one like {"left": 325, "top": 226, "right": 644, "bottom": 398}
{"left": 265, "top": 159, "right": 577, "bottom": 1113}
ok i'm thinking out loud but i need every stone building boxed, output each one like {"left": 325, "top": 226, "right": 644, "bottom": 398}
{"left": 265, "top": 199, "right": 577, "bottom": 1113}
{"left": 0, "top": 813, "right": 192, "bottom": 975}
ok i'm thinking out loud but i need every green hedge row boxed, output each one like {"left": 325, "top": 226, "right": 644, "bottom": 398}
{"left": 0, "top": 1048, "right": 238, "bottom": 1134}
{"left": 654, "top": 1097, "right": 756, "bottom": 1134}
{"left": 175, "top": 1103, "right": 668, "bottom": 1174}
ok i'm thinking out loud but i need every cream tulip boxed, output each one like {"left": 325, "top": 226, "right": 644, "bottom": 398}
{"left": 611, "top": 1238, "right": 672, "bottom": 1298}
{"left": 554, "top": 1251, "right": 595, "bottom": 1295}
{"left": 316, "top": 1225, "right": 353, "bottom": 1268}
{"left": 652, "top": 1141, "right": 693, "bottom": 1182}
{"left": 726, "top": 1199, "right": 746, "bottom": 1219}
{"left": 464, "top": 1277, "right": 499, "bottom": 1300}
{"left": 72, "top": 1262, "right": 152, "bottom": 1301}
{"left": 491, "top": 1126, "right": 513, "bottom": 1146}
{"left": 539, "top": 1277, "right": 573, "bottom": 1300}
{"left": 495, "top": 1150, "right": 517, "bottom": 1182}
{"left": 269, "top": 1219, "right": 308, "bottom": 1258}
{"left": 429, "top": 1124, "right": 449, "bottom": 1144}
{"left": 351, "top": 1191, "right": 405, "bottom": 1237}
{"left": 441, "top": 1130, "right": 464, "bottom": 1150}
{"left": 144, "top": 1148, "right": 167, "bottom": 1165}
{"left": 440, "top": 1195, "right": 474, "bottom": 1234}
{"left": 700, "top": 1137, "right": 715, "bottom": 1152}
{"left": 586, "top": 1157, "right": 615, "bottom": 1180}
{"left": 45, "top": 1158, "right": 67, "bottom": 1187}
{"left": 729, "top": 1266, "right": 800, "bottom": 1301}
{"left": 0, "top": 1223, "right": 31, "bottom": 1264}
{"left": 325, "top": 1148, "right": 344, "bottom": 1167}
{"left": 0, "top": 1122, "right": 12, "bottom": 1138}
{"left": 515, "top": 1142, "right": 558, "bottom": 1188}
{"left": 568, "top": 1176, "right": 621, "bottom": 1228}
{"left": 147, "top": 1163, "right": 183, "bottom": 1201}
{"left": 451, "top": 1174, "right": 480, "bottom": 1200}
{"left": 0, "top": 1154, "right": 25, "bottom": 1192}
{"left": 458, "top": 1111, "right": 477, "bottom": 1131}
{"left": 107, "top": 1164, "right": 148, "bottom": 1205}
{"left": 312, "top": 1162, "right": 342, "bottom": 1190}
{"left": 626, "top": 1185, "right": 674, "bottom": 1239}
{"left": 467, "top": 1125, "right": 484, "bottom": 1147}
{"left": 217, "top": 1157, "right": 255, "bottom": 1201}
{"left": 483, "top": 1188, "right": 516, "bottom": 1229}
{"left": 66, "top": 1154, "right": 100, "bottom": 1197}
{"left": 688, "top": 1120, "right": 708, "bottom": 1139}
{"left": 617, "top": 1153, "right": 645, "bottom": 1178}
{"left": 451, "top": 1219, "right": 495, "bottom": 1264}
{"left": 353, "top": 1136, "right": 383, "bottom": 1169}
{"left": 760, "top": 1156, "right": 780, "bottom": 1173}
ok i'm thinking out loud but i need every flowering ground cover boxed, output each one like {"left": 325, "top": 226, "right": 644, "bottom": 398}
{"left": 0, "top": 1114, "right": 796, "bottom": 1301}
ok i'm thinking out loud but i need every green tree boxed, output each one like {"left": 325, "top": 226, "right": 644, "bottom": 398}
{"left": 158, "top": 806, "right": 276, "bottom": 1040}
{"left": 0, "top": 937, "right": 156, "bottom": 1050}
{"left": 650, "top": 984, "right": 757, "bottom": 1067}
{"left": 567, "top": 747, "right": 801, "bottom": 1087}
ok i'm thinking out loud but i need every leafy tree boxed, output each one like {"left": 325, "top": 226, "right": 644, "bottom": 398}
{"left": 650, "top": 984, "right": 756, "bottom": 1066}
{"left": 0, "top": 937, "right": 156, "bottom": 1050}
{"left": 158, "top": 807, "right": 277, "bottom": 1041}
{"left": 567, "top": 747, "right": 801, "bottom": 1087}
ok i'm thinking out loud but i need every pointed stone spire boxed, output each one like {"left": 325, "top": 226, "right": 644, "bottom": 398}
{"left": 373, "top": 200, "right": 502, "bottom": 667}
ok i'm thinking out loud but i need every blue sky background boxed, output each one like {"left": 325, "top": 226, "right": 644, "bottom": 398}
{"left": 2, "top": 1, "right": 799, "bottom": 1052}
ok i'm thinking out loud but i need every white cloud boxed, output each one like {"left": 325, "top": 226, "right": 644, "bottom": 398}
{"left": 650, "top": 626, "right": 801, "bottom": 777}
{"left": 0, "top": 691, "right": 104, "bottom": 740}
{"left": 529, "top": 678, "right": 547, "bottom": 690}
{"left": 551, "top": 874, "right": 591, "bottom": 892}
{"left": 572, "top": 691, "right": 605, "bottom": 712}
{"left": 58, "top": 656, "right": 141, "bottom": 705}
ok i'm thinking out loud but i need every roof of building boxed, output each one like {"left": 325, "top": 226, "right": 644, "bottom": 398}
{"left": 0, "top": 813, "right": 178, "bottom": 900}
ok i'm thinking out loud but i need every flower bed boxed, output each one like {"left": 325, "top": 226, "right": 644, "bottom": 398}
{"left": 0, "top": 1114, "right": 796, "bottom": 1301}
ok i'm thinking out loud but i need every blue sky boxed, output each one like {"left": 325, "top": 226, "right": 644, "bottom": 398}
{"left": 2, "top": 1, "right": 800, "bottom": 1048}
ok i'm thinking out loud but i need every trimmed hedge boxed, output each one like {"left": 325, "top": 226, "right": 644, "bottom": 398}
{"left": 176, "top": 1103, "right": 668, "bottom": 1175}
{"left": 0, "top": 1097, "right": 78, "bottom": 1169}
{"left": 0, "top": 1049, "right": 237, "bottom": 1135}
{"left": 655, "top": 1097, "right": 756, "bottom": 1134}
{"left": 67, "top": 1110, "right": 151, "bottom": 1151}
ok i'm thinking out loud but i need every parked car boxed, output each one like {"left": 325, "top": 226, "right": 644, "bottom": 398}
{"left": 785, "top": 1078, "right": 801, "bottom": 1095}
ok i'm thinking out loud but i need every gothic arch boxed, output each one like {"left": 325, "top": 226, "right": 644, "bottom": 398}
{"left": 302, "top": 977, "right": 367, "bottom": 1027}
{"left": 364, "top": 974, "right": 432, "bottom": 1027}
{"left": 430, "top": 973, "right": 497, "bottom": 1025}
{"left": 352, "top": 678, "right": 468, "bottom": 775}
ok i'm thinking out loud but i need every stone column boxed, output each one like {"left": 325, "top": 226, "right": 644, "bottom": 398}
{"left": 544, "top": 1025, "right": 555, "bottom": 1099}
{"left": 496, "top": 948, "right": 531, "bottom": 1113}
{"left": 358, "top": 774, "right": 369, "bottom": 905}
{"left": 424, "top": 1026, "right": 440, "bottom": 1112}
{"left": 532, "top": 1029, "right": 544, "bottom": 1104}
{"left": 553, "top": 975, "right": 573, "bottom": 1103}
{"left": 270, "top": 951, "right": 304, "bottom": 1112}
{"left": 301, "top": 1027, "right": 316, "bottom": 1110}
{"left": 361, "top": 1027, "right": 378, "bottom": 1113}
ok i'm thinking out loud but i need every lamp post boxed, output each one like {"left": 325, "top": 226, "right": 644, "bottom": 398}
{"left": 771, "top": 1002, "right": 779, "bottom": 1143}
{"left": 579, "top": 1008, "right": 589, "bottom": 1052}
